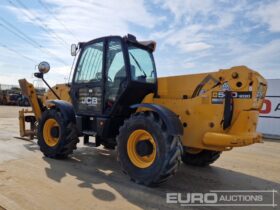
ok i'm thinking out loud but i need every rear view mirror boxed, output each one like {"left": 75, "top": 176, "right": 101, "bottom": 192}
{"left": 71, "top": 44, "right": 77, "bottom": 56}
{"left": 38, "top": 61, "right": 50, "bottom": 74}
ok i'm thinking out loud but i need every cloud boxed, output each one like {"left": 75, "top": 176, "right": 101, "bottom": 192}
{"left": 151, "top": 0, "right": 280, "bottom": 78}
{"left": 151, "top": 1, "right": 237, "bottom": 55}
{"left": 44, "top": 0, "right": 159, "bottom": 36}
{"left": 250, "top": 0, "right": 280, "bottom": 32}
{"left": 7, "top": 0, "right": 161, "bottom": 62}
{"left": 157, "top": 0, "right": 215, "bottom": 22}
{"left": 45, "top": 65, "right": 72, "bottom": 86}
{"left": 209, "top": 12, "right": 234, "bottom": 29}
{"left": 1, "top": 0, "right": 280, "bottom": 87}
{"left": 179, "top": 42, "right": 212, "bottom": 52}
{"left": 4, "top": 0, "right": 162, "bottom": 85}
{"left": 154, "top": 24, "right": 210, "bottom": 52}
{"left": 0, "top": 72, "right": 29, "bottom": 86}
{"left": 233, "top": 39, "right": 280, "bottom": 73}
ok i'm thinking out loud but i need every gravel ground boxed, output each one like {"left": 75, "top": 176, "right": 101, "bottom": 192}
{"left": 0, "top": 105, "right": 279, "bottom": 210}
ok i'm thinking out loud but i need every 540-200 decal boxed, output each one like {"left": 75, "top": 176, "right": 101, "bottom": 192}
{"left": 211, "top": 91, "right": 252, "bottom": 104}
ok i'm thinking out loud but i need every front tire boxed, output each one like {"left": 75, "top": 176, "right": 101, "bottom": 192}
{"left": 117, "top": 112, "right": 183, "bottom": 186}
{"left": 182, "top": 149, "right": 221, "bottom": 166}
{"left": 37, "top": 109, "right": 79, "bottom": 159}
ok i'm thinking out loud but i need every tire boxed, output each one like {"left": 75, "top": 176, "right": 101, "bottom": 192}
{"left": 117, "top": 111, "right": 183, "bottom": 186}
{"left": 182, "top": 149, "right": 221, "bottom": 166}
{"left": 37, "top": 109, "right": 79, "bottom": 159}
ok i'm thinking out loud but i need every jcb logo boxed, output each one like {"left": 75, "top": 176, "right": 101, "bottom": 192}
{"left": 81, "top": 97, "right": 98, "bottom": 106}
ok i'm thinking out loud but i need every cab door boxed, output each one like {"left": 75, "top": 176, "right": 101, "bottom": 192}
{"left": 104, "top": 38, "right": 128, "bottom": 114}
{"left": 71, "top": 39, "right": 105, "bottom": 116}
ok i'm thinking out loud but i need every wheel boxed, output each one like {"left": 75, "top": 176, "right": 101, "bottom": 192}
{"left": 37, "top": 109, "right": 79, "bottom": 159}
{"left": 117, "top": 112, "right": 183, "bottom": 186}
{"left": 181, "top": 148, "right": 221, "bottom": 166}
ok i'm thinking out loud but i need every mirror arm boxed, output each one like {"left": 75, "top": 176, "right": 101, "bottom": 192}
{"left": 42, "top": 77, "right": 61, "bottom": 100}
{"left": 34, "top": 72, "right": 60, "bottom": 100}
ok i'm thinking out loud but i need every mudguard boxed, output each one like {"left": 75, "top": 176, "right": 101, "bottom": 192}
{"left": 131, "top": 103, "right": 183, "bottom": 136}
{"left": 47, "top": 100, "right": 76, "bottom": 123}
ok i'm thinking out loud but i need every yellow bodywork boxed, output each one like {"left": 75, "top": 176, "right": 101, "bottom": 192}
{"left": 140, "top": 66, "right": 267, "bottom": 151}
{"left": 42, "top": 84, "right": 71, "bottom": 104}
{"left": 18, "top": 66, "right": 267, "bottom": 152}
{"left": 19, "top": 79, "right": 42, "bottom": 121}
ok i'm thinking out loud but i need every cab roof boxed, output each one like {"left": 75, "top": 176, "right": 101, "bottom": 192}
{"left": 79, "top": 34, "right": 156, "bottom": 52}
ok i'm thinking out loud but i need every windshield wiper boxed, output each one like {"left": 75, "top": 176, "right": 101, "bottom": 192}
{"left": 129, "top": 52, "right": 147, "bottom": 78}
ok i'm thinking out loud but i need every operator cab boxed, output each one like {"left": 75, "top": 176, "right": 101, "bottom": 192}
{"left": 70, "top": 34, "right": 157, "bottom": 138}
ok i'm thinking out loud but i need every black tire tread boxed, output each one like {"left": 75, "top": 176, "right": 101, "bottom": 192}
{"left": 117, "top": 111, "right": 183, "bottom": 186}
{"left": 37, "top": 109, "right": 79, "bottom": 159}
{"left": 182, "top": 149, "right": 221, "bottom": 166}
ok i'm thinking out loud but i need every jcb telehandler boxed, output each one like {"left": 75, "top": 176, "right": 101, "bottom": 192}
{"left": 19, "top": 34, "right": 267, "bottom": 186}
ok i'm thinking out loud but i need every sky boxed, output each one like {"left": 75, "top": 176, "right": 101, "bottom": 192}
{"left": 0, "top": 0, "right": 279, "bottom": 87}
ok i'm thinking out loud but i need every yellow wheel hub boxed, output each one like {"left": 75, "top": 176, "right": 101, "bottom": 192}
{"left": 43, "top": 118, "right": 59, "bottom": 147}
{"left": 127, "top": 129, "right": 156, "bottom": 168}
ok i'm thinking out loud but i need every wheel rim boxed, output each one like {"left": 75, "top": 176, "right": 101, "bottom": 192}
{"left": 43, "top": 118, "right": 59, "bottom": 147}
{"left": 127, "top": 129, "right": 156, "bottom": 168}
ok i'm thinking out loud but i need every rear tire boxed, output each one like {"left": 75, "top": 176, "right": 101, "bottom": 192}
{"left": 117, "top": 112, "right": 183, "bottom": 186}
{"left": 37, "top": 109, "right": 79, "bottom": 159}
{"left": 182, "top": 149, "right": 221, "bottom": 166}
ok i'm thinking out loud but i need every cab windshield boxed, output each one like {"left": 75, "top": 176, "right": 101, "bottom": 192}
{"left": 128, "top": 44, "right": 156, "bottom": 83}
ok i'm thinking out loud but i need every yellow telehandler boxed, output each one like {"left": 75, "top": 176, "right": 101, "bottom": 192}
{"left": 18, "top": 34, "right": 267, "bottom": 186}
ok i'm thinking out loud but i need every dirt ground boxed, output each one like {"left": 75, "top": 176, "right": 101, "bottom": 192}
{"left": 0, "top": 105, "right": 279, "bottom": 210}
